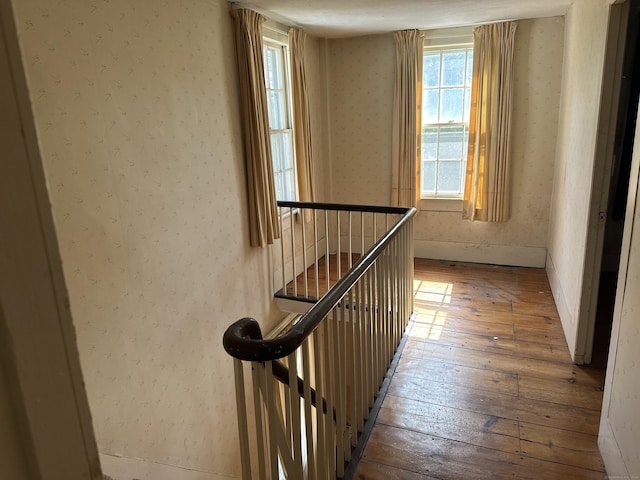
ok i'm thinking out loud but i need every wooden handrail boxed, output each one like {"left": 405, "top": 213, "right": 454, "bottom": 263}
{"left": 222, "top": 203, "right": 415, "bottom": 362}
{"left": 276, "top": 200, "right": 410, "bottom": 215}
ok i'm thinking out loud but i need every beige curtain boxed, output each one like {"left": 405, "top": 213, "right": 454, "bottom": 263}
{"left": 463, "top": 21, "right": 517, "bottom": 222}
{"left": 288, "top": 28, "right": 315, "bottom": 210}
{"left": 391, "top": 29, "right": 424, "bottom": 209}
{"left": 231, "top": 8, "right": 280, "bottom": 247}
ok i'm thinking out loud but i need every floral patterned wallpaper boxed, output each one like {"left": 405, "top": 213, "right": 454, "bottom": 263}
{"left": 13, "top": 0, "right": 281, "bottom": 477}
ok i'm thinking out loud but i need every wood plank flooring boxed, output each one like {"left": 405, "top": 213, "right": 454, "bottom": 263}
{"left": 353, "top": 258, "right": 607, "bottom": 480}
{"left": 279, "top": 252, "right": 361, "bottom": 299}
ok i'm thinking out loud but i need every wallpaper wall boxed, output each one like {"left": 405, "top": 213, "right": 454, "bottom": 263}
{"left": 414, "top": 17, "right": 564, "bottom": 265}
{"left": 11, "top": 0, "right": 626, "bottom": 477}
{"left": 545, "top": 0, "right": 610, "bottom": 359}
{"left": 305, "top": 36, "right": 331, "bottom": 202}
{"left": 328, "top": 34, "right": 396, "bottom": 206}
{"left": 13, "top": 0, "right": 284, "bottom": 477}
{"left": 326, "top": 18, "right": 564, "bottom": 267}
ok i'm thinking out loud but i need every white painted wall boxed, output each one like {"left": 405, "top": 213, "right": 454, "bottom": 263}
{"left": 599, "top": 100, "right": 640, "bottom": 480}
{"left": 326, "top": 17, "right": 564, "bottom": 267}
{"left": 546, "top": 0, "right": 611, "bottom": 361}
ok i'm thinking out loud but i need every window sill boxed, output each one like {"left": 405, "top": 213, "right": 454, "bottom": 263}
{"left": 420, "top": 197, "right": 463, "bottom": 213}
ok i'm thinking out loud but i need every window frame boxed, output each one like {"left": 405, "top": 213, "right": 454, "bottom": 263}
{"left": 420, "top": 28, "right": 474, "bottom": 202}
{"left": 263, "top": 33, "right": 298, "bottom": 203}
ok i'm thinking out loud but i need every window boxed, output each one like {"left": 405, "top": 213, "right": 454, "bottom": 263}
{"left": 263, "top": 38, "right": 297, "bottom": 201}
{"left": 421, "top": 32, "right": 473, "bottom": 198}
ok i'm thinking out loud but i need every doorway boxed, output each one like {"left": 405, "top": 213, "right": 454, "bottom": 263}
{"left": 592, "top": 0, "right": 640, "bottom": 368}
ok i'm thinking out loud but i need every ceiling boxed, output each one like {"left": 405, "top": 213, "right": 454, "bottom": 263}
{"left": 232, "top": 0, "right": 573, "bottom": 38}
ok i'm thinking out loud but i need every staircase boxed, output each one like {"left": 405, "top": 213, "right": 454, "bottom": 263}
{"left": 223, "top": 201, "right": 415, "bottom": 479}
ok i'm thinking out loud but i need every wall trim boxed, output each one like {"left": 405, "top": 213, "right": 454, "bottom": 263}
{"left": 100, "top": 454, "right": 234, "bottom": 480}
{"left": 546, "top": 252, "right": 581, "bottom": 363}
{"left": 598, "top": 416, "right": 631, "bottom": 479}
{"left": 414, "top": 240, "right": 546, "bottom": 268}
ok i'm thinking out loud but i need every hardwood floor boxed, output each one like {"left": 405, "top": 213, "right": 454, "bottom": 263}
{"left": 279, "top": 252, "right": 361, "bottom": 298}
{"left": 352, "top": 259, "right": 607, "bottom": 480}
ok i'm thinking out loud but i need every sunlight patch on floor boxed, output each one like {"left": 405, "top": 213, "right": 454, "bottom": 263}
{"left": 410, "top": 280, "right": 455, "bottom": 341}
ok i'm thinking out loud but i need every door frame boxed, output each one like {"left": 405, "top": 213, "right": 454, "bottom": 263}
{"left": 0, "top": 0, "right": 102, "bottom": 477}
{"left": 576, "top": 0, "right": 630, "bottom": 365}
{"left": 598, "top": 71, "right": 640, "bottom": 480}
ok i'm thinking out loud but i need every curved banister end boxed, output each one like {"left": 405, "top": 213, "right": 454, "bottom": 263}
{"left": 223, "top": 317, "right": 264, "bottom": 360}
{"left": 223, "top": 316, "right": 304, "bottom": 362}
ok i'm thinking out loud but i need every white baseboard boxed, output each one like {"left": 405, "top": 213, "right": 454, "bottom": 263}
{"left": 414, "top": 240, "right": 547, "bottom": 268}
{"left": 545, "top": 252, "right": 579, "bottom": 362}
{"left": 100, "top": 453, "right": 235, "bottom": 480}
{"left": 598, "top": 416, "right": 632, "bottom": 480}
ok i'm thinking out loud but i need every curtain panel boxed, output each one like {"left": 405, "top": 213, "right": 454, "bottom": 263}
{"left": 231, "top": 8, "right": 281, "bottom": 247}
{"left": 391, "top": 29, "right": 424, "bottom": 209}
{"left": 463, "top": 21, "right": 517, "bottom": 222}
{"left": 289, "top": 28, "right": 316, "bottom": 212}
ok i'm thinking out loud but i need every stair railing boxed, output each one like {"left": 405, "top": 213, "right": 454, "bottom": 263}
{"left": 274, "top": 202, "right": 410, "bottom": 303}
{"left": 223, "top": 202, "right": 415, "bottom": 480}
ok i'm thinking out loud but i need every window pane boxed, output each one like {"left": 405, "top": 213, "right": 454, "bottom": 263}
{"left": 282, "top": 132, "right": 293, "bottom": 168}
{"left": 421, "top": 127, "right": 438, "bottom": 160}
{"left": 437, "top": 161, "right": 463, "bottom": 194}
{"left": 441, "top": 50, "right": 465, "bottom": 87}
{"left": 264, "top": 40, "right": 296, "bottom": 202}
{"left": 270, "top": 133, "right": 283, "bottom": 171}
{"left": 274, "top": 171, "right": 284, "bottom": 200}
{"left": 423, "top": 52, "right": 440, "bottom": 87}
{"left": 438, "top": 126, "right": 464, "bottom": 160}
{"left": 271, "top": 132, "right": 296, "bottom": 200}
{"left": 264, "top": 47, "right": 280, "bottom": 89}
{"left": 284, "top": 169, "right": 295, "bottom": 201}
{"left": 422, "top": 161, "right": 436, "bottom": 194}
{"left": 264, "top": 48, "right": 273, "bottom": 87}
{"left": 423, "top": 89, "right": 439, "bottom": 124}
{"left": 421, "top": 44, "right": 472, "bottom": 197}
{"left": 440, "top": 88, "right": 464, "bottom": 123}
{"left": 267, "top": 91, "right": 285, "bottom": 130}
{"left": 464, "top": 87, "right": 472, "bottom": 120}
{"left": 265, "top": 47, "right": 284, "bottom": 89}
{"left": 463, "top": 126, "right": 469, "bottom": 158}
